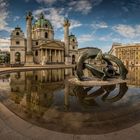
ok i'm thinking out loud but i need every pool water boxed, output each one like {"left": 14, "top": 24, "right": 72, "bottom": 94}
{"left": 0, "top": 67, "right": 140, "bottom": 134}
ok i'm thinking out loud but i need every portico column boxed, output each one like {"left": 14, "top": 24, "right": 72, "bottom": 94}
{"left": 58, "top": 50, "right": 61, "bottom": 62}
{"left": 62, "top": 51, "right": 64, "bottom": 62}
{"left": 45, "top": 49, "right": 48, "bottom": 62}
{"left": 41, "top": 49, "right": 43, "bottom": 64}
{"left": 61, "top": 51, "right": 63, "bottom": 63}
{"left": 39, "top": 50, "right": 41, "bottom": 62}
{"left": 60, "top": 50, "right": 62, "bottom": 62}
{"left": 49, "top": 49, "right": 51, "bottom": 63}
{"left": 55, "top": 50, "right": 57, "bottom": 63}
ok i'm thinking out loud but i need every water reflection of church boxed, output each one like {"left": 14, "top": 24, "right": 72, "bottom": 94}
{"left": 10, "top": 12, "right": 78, "bottom": 66}
{"left": 10, "top": 69, "right": 68, "bottom": 117}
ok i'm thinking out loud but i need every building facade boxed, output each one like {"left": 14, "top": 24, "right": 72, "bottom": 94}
{"left": 10, "top": 12, "right": 78, "bottom": 66}
{"left": 109, "top": 43, "right": 140, "bottom": 66}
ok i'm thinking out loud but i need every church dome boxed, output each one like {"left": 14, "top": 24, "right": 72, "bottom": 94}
{"left": 33, "top": 13, "right": 53, "bottom": 29}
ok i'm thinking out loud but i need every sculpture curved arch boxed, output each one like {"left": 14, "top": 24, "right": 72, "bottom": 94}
{"left": 76, "top": 47, "right": 128, "bottom": 81}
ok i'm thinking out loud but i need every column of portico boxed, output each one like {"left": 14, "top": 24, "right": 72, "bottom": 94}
{"left": 60, "top": 50, "right": 61, "bottom": 63}
{"left": 41, "top": 49, "right": 43, "bottom": 64}
{"left": 58, "top": 50, "right": 61, "bottom": 62}
{"left": 60, "top": 50, "right": 62, "bottom": 62}
{"left": 38, "top": 49, "right": 40, "bottom": 63}
{"left": 55, "top": 50, "right": 57, "bottom": 63}
{"left": 62, "top": 50, "right": 64, "bottom": 62}
{"left": 56, "top": 50, "right": 58, "bottom": 62}
{"left": 45, "top": 49, "right": 48, "bottom": 63}
{"left": 49, "top": 49, "right": 52, "bottom": 63}
{"left": 61, "top": 51, "right": 63, "bottom": 63}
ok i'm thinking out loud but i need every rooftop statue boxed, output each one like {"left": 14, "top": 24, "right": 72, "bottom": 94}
{"left": 76, "top": 47, "right": 128, "bottom": 81}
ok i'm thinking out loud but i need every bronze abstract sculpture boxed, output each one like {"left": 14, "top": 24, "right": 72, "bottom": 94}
{"left": 76, "top": 47, "right": 128, "bottom": 81}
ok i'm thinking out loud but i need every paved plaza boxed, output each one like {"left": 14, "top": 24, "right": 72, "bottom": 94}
{"left": 0, "top": 101, "right": 140, "bottom": 140}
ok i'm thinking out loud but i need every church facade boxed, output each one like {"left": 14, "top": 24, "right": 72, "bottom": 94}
{"left": 10, "top": 12, "right": 78, "bottom": 66}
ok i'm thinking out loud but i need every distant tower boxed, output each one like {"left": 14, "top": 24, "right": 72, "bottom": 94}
{"left": 69, "top": 34, "right": 78, "bottom": 64}
{"left": 69, "top": 34, "right": 78, "bottom": 50}
{"left": 63, "top": 18, "right": 70, "bottom": 64}
{"left": 26, "top": 11, "right": 33, "bottom": 54}
{"left": 10, "top": 26, "right": 26, "bottom": 65}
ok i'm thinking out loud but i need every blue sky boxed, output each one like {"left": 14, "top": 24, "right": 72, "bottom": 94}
{"left": 1, "top": 0, "right": 140, "bottom": 52}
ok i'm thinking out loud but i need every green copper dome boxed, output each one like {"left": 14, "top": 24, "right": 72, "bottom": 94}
{"left": 33, "top": 13, "right": 53, "bottom": 29}
{"left": 69, "top": 34, "right": 76, "bottom": 39}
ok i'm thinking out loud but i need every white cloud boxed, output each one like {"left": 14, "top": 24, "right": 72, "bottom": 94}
{"left": 68, "top": 0, "right": 103, "bottom": 15}
{"left": 33, "top": 8, "right": 65, "bottom": 29}
{"left": 0, "top": 38, "right": 10, "bottom": 51}
{"left": 0, "top": 0, "right": 12, "bottom": 32}
{"left": 36, "top": 0, "right": 57, "bottom": 5}
{"left": 13, "top": 16, "right": 20, "bottom": 21}
{"left": 68, "top": 0, "right": 92, "bottom": 14}
{"left": 112, "top": 24, "right": 140, "bottom": 39}
{"left": 78, "top": 34, "right": 93, "bottom": 42}
{"left": 0, "top": 0, "right": 8, "bottom": 30}
{"left": 33, "top": 8, "right": 82, "bottom": 30}
{"left": 70, "top": 19, "right": 82, "bottom": 29}
{"left": 91, "top": 21, "right": 108, "bottom": 30}
{"left": 113, "top": 24, "right": 136, "bottom": 38}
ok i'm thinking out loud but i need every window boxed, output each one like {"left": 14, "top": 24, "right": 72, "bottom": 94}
{"left": 73, "top": 39, "right": 75, "bottom": 42}
{"left": 16, "top": 32, "right": 19, "bottom": 35}
{"left": 73, "top": 46, "right": 75, "bottom": 49}
{"left": 16, "top": 41, "right": 20, "bottom": 45}
{"left": 15, "top": 52, "right": 21, "bottom": 64}
{"left": 36, "top": 42, "right": 38, "bottom": 45}
{"left": 35, "top": 50, "right": 38, "bottom": 56}
{"left": 35, "top": 75, "right": 38, "bottom": 81}
{"left": 72, "top": 55, "right": 75, "bottom": 64}
{"left": 45, "top": 24, "right": 48, "bottom": 28}
{"left": 45, "top": 32, "right": 48, "bottom": 38}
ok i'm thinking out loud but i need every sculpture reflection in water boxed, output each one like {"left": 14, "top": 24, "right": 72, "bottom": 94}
{"left": 64, "top": 82, "right": 128, "bottom": 109}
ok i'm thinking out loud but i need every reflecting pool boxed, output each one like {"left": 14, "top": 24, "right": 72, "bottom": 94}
{"left": 0, "top": 67, "right": 140, "bottom": 134}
